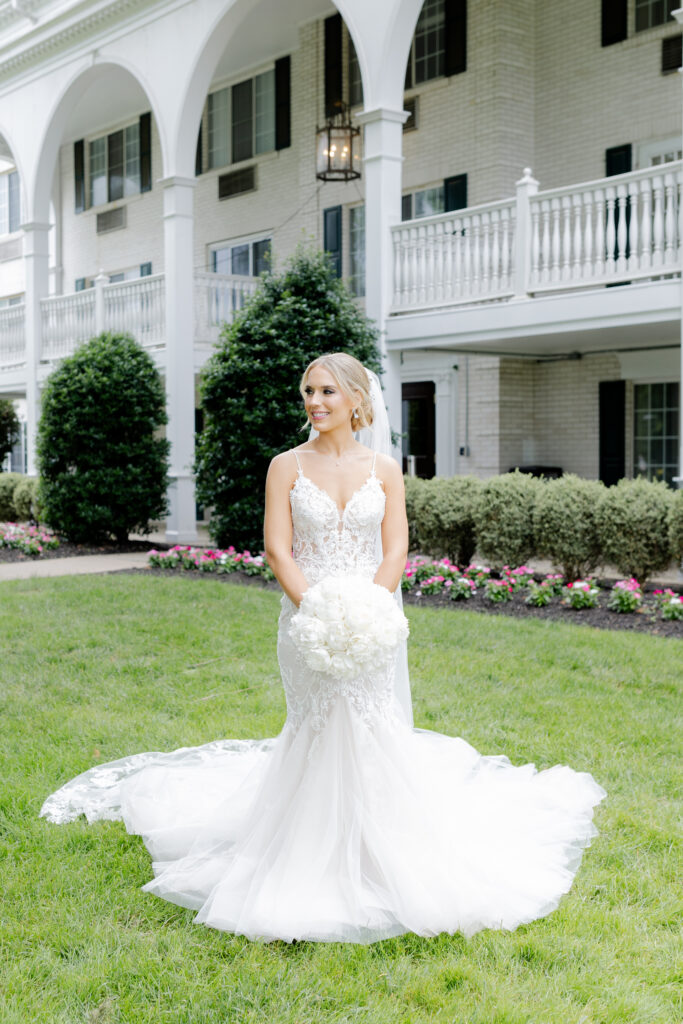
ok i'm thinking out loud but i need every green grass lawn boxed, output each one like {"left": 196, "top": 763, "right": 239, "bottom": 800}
{"left": 1, "top": 575, "right": 680, "bottom": 1024}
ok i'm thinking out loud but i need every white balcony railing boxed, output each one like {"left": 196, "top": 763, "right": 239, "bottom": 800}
{"left": 104, "top": 273, "right": 165, "bottom": 349}
{"left": 0, "top": 302, "right": 25, "bottom": 368}
{"left": 41, "top": 288, "right": 96, "bottom": 360}
{"left": 391, "top": 162, "right": 683, "bottom": 312}
{"left": 194, "top": 271, "right": 259, "bottom": 345}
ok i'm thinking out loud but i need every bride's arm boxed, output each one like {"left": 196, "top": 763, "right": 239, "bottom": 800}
{"left": 263, "top": 453, "right": 310, "bottom": 607}
{"left": 374, "top": 455, "right": 409, "bottom": 594}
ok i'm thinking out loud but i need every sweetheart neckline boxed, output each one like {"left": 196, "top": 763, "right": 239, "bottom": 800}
{"left": 290, "top": 471, "right": 384, "bottom": 519}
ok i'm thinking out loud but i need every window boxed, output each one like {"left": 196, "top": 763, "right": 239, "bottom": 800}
{"left": 402, "top": 185, "right": 445, "bottom": 220}
{"left": 0, "top": 171, "right": 20, "bottom": 235}
{"left": 633, "top": 382, "right": 679, "bottom": 486}
{"left": 208, "top": 70, "right": 276, "bottom": 170}
{"left": 635, "top": 0, "right": 677, "bottom": 32}
{"left": 349, "top": 205, "right": 365, "bottom": 297}
{"left": 405, "top": 0, "right": 445, "bottom": 88}
{"left": 348, "top": 34, "right": 363, "bottom": 107}
{"left": 0, "top": 295, "right": 23, "bottom": 307}
{"left": 211, "top": 236, "right": 271, "bottom": 276}
{"left": 636, "top": 137, "right": 682, "bottom": 168}
{"left": 87, "top": 121, "right": 147, "bottom": 208}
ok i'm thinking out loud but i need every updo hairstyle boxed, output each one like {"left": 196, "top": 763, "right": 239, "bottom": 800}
{"left": 300, "top": 353, "right": 374, "bottom": 432}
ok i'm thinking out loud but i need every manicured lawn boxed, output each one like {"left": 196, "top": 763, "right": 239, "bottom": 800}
{"left": 1, "top": 575, "right": 680, "bottom": 1024}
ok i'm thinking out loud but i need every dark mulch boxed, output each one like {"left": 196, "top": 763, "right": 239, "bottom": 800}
{"left": 0, "top": 539, "right": 159, "bottom": 564}
{"left": 113, "top": 566, "right": 682, "bottom": 640}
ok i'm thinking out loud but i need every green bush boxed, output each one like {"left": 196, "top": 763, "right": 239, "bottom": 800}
{"left": 37, "top": 333, "right": 170, "bottom": 543}
{"left": 533, "top": 474, "right": 606, "bottom": 582}
{"left": 195, "top": 247, "right": 381, "bottom": 549}
{"left": 596, "top": 477, "right": 674, "bottom": 584}
{"left": 413, "top": 475, "right": 482, "bottom": 566}
{"left": 0, "top": 472, "right": 23, "bottom": 520}
{"left": 669, "top": 489, "right": 683, "bottom": 563}
{"left": 13, "top": 477, "right": 39, "bottom": 522}
{"left": 403, "top": 474, "right": 426, "bottom": 553}
{"left": 473, "top": 470, "right": 540, "bottom": 569}
{"left": 0, "top": 398, "right": 20, "bottom": 464}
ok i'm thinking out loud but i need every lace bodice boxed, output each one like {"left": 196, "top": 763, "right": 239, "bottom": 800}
{"left": 289, "top": 451, "right": 385, "bottom": 584}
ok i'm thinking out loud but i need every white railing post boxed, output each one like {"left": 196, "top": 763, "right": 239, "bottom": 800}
{"left": 513, "top": 167, "right": 538, "bottom": 297}
{"left": 94, "top": 270, "right": 107, "bottom": 334}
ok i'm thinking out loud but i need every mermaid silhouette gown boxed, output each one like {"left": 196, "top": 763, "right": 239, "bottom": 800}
{"left": 41, "top": 452, "right": 606, "bottom": 943}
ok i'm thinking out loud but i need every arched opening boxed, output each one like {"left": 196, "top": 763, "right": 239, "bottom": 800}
{"left": 0, "top": 128, "right": 28, "bottom": 471}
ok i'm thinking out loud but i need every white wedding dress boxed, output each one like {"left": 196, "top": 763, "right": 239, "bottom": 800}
{"left": 41, "top": 451, "right": 606, "bottom": 943}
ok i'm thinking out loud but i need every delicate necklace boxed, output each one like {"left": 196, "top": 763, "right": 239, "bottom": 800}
{"left": 313, "top": 445, "right": 358, "bottom": 467}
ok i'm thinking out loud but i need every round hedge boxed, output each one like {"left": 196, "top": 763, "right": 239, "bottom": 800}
{"left": 0, "top": 471, "right": 23, "bottom": 520}
{"left": 37, "top": 332, "right": 170, "bottom": 543}
{"left": 413, "top": 475, "right": 482, "bottom": 566}
{"left": 195, "top": 247, "right": 381, "bottom": 550}
{"left": 667, "top": 487, "right": 683, "bottom": 564}
{"left": 13, "top": 477, "right": 39, "bottom": 522}
{"left": 596, "top": 477, "right": 673, "bottom": 584}
{"left": 533, "top": 474, "right": 605, "bottom": 581}
{"left": 473, "top": 470, "right": 540, "bottom": 569}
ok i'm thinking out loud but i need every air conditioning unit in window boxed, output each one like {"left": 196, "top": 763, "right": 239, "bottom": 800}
{"left": 96, "top": 207, "right": 127, "bottom": 234}
{"left": 218, "top": 166, "right": 256, "bottom": 200}
{"left": 662, "top": 34, "right": 682, "bottom": 74}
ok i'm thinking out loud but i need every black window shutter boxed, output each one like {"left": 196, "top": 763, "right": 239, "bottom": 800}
{"left": 444, "top": 0, "right": 467, "bottom": 76}
{"left": 599, "top": 380, "right": 626, "bottom": 485}
{"left": 401, "top": 194, "right": 413, "bottom": 221}
{"left": 140, "top": 112, "right": 152, "bottom": 192}
{"left": 323, "top": 205, "right": 342, "bottom": 278}
{"left": 140, "top": 262, "right": 152, "bottom": 277}
{"left": 195, "top": 120, "right": 203, "bottom": 176}
{"left": 8, "top": 171, "right": 20, "bottom": 232}
{"left": 444, "top": 173, "right": 467, "bottom": 211}
{"left": 75, "top": 277, "right": 87, "bottom": 292}
{"left": 605, "top": 143, "right": 632, "bottom": 176}
{"left": 74, "top": 140, "right": 85, "bottom": 213}
{"left": 325, "top": 14, "right": 343, "bottom": 118}
{"left": 275, "top": 56, "right": 291, "bottom": 150}
{"left": 601, "top": 0, "right": 627, "bottom": 47}
{"left": 108, "top": 130, "right": 124, "bottom": 202}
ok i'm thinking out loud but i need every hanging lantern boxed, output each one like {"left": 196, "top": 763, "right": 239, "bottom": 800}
{"left": 316, "top": 102, "right": 361, "bottom": 182}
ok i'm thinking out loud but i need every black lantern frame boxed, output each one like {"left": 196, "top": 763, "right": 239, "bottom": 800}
{"left": 316, "top": 102, "right": 361, "bottom": 182}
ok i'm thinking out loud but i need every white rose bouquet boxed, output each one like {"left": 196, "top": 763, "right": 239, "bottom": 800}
{"left": 289, "top": 575, "right": 409, "bottom": 680}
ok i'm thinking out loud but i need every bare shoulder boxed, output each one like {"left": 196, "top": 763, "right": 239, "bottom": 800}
{"left": 267, "top": 449, "right": 299, "bottom": 485}
{"left": 374, "top": 452, "right": 404, "bottom": 488}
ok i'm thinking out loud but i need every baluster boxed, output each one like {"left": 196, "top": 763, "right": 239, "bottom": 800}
{"left": 481, "top": 211, "right": 491, "bottom": 293}
{"left": 627, "top": 180, "right": 639, "bottom": 273}
{"left": 561, "top": 195, "right": 572, "bottom": 280}
{"left": 572, "top": 193, "right": 583, "bottom": 279}
{"left": 580, "top": 191, "right": 593, "bottom": 279}
{"left": 401, "top": 229, "right": 411, "bottom": 304}
{"left": 500, "top": 208, "right": 510, "bottom": 289}
{"left": 416, "top": 226, "right": 427, "bottom": 304}
{"left": 490, "top": 209, "right": 500, "bottom": 291}
{"left": 550, "top": 198, "right": 561, "bottom": 282}
{"left": 443, "top": 219, "right": 453, "bottom": 300}
{"left": 471, "top": 214, "right": 481, "bottom": 294}
{"left": 539, "top": 199, "right": 551, "bottom": 283}
{"left": 530, "top": 202, "right": 541, "bottom": 286}
{"left": 436, "top": 221, "right": 446, "bottom": 302}
{"left": 652, "top": 175, "right": 664, "bottom": 268}
{"left": 605, "top": 186, "right": 616, "bottom": 275}
{"left": 616, "top": 184, "right": 628, "bottom": 274}
{"left": 425, "top": 223, "right": 435, "bottom": 303}
{"left": 463, "top": 216, "right": 472, "bottom": 297}
{"left": 409, "top": 227, "right": 419, "bottom": 305}
{"left": 664, "top": 171, "right": 676, "bottom": 265}
{"left": 453, "top": 217, "right": 463, "bottom": 297}
{"left": 393, "top": 232, "right": 402, "bottom": 306}
{"left": 640, "top": 177, "right": 652, "bottom": 270}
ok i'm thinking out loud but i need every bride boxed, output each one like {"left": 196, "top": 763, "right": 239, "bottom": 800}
{"left": 41, "top": 351, "right": 605, "bottom": 943}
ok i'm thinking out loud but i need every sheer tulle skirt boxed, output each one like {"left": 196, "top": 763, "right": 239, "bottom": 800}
{"left": 41, "top": 696, "right": 605, "bottom": 943}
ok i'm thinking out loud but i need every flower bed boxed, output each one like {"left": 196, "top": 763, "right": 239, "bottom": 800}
{"left": 0, "top": 523, "right": 60, "bottom": 557}
{"left": 148, "top": 545, "right": 276, "bottom": 580}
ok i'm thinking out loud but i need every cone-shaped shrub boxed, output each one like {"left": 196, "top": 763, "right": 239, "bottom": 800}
{"left": 195, "top": 248, "right": 381, "bottom": 549}
{"left": 596, "top": 477, "right": 674, "bottom": 584}
{"left": 413, "top": 475, "right": 482, "bottom": 565}
{"left": 534, "top": 474, "right": 605, "bottom": 581}
{"left": 37, "top": 332, "right": 170, "bottom": 542}
{"left": 473, "top": 470, "right": 540, "bottom": 568}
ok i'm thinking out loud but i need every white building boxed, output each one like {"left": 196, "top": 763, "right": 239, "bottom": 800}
{"left": 0, "top": 0, "right": 681, "bottom": 541}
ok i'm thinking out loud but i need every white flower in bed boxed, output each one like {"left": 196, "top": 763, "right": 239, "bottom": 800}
{"left": 289, "top": 575, "right": 409, "bottom": 680}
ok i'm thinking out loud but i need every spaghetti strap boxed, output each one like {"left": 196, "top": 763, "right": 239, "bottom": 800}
{"left": 371, "top": 451, "right": 377, "bottom": 474}
{"left": 293, "top": 450, "right": 303, "bottom": 474}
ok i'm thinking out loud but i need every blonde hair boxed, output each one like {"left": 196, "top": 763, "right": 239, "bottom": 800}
{"left": 300, "top": 353, "right": 373, "bottom": 432}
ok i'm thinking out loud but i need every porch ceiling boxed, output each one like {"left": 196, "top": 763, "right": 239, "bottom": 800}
{"left": 386, "top": 279, "right": 683, "bottom": 358}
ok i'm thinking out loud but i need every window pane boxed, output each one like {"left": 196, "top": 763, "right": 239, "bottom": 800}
{"left": 633, "top": 381, "right": 679, "bottom": 485}
{"left": 414, "top": 0, "right": 445, "bottom": 85}
{"left": 108, "top": 129, "right": 124, "bottom": 202}
{"left": 254, "top": 70, "right": 275, "bottom": 155}
{"left": 231, "top": 243, "right": 250, "bottom": 275}
{"left": 89, "top": 137, "right": 107, "bottom": 207}
{"left": 414, "top": 186, "right": 445, "bottom": 218}
{"left": 208, "top": 88, "right": 230, "bottom": 169}
{"left": 232, "top": 79, "right": 253, "bottom": 163}
{"left": 124, "top": 123, "right": 140, "bottom": 197}
{"left": 212, "top": 247, "right": 230, "bottom": 274}
{"left": 665, "top": 381, "right": 680, "bottom": 407}
{"left": 349, "top": 205, "right": 365, "bottom": 297}
{"left": 8, "top": 171, "right": 20, "bottom": 232}
{"left": 650, "top": 383, "right": 664, "bottom": 409}
{"left": 348, "top": 34, "right": 363, "bottom": 106}
{"left": 252, "top": 238, "right": 271, "bottom": 276}
{"left": 0, "top": 175, "right": 8, "bottom": 235}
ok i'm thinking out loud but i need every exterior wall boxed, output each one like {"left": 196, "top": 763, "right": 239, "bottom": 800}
{"left": 456, "top": 356, "right": 501, "bottom": 478}
{"left": 0, "top": 249, "right": 23, "bottom": 299}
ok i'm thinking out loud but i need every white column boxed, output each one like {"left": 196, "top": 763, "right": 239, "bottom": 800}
{"left": 513, "top": 167, "right": 539, "bottom": 299}
{"left": 435, "top": 372, "right": 456, "bottom": 477}
{"left": 162, "top": 176, "right": 198, "bottom": 545}
{"left": 356, "top": 107, "right": 407, "bottom": 458}
{"left": 22, "top": 221, "right": 51, "bottom": 476}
